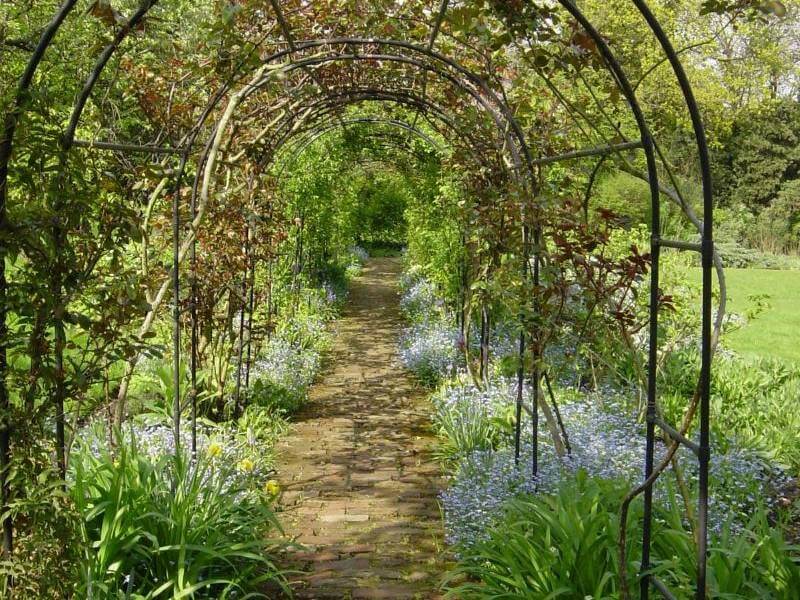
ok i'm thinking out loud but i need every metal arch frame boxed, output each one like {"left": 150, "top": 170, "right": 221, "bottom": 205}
{"left": 253, "top": 38, "right": 536, "bottom": 174}
{"left": 234, "top": 45, "right": 533, "bottom": 183}
{"left": 271, "top": 118, "right": 446, "bottom": 179}
{"left": 225, "top": 122, "right": 443, "bottom": 418}
{"left": 280, "top": 118, "right": 444, "bottom": 155}
{"left": 249, "top": 92, "right": 493, "bottom": 164}
{"left": 184, "top": 68, "right": 529, "bottom": 460}
{"left": 0, "top": 3, "right": 715, "bottom": 599}
{"left": 218, "top": 78, "right": 502, "bottom": 172}
{"left": 253, "top": 91, "right": 503, "bottom": 177}
{"left": 269, "top": 89, "right": 498, "bottom": 159}
{"left": 191, "top": 84, "right": 520, "bottom": 413}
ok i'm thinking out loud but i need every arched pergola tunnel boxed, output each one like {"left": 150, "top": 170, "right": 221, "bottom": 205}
{"left": 0, "top": 1, "right": 725, "bottom": 597}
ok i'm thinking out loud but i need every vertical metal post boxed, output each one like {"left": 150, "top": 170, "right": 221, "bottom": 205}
{"left": 172, "top": 164, "right": 183, "bottom": 455}
{"left": 53, "top": 249, "right": 67, "bottom": 480}
{"left": 0, "top": 226, "right": 9, "bottom": 556}
{"left": 244, "top": 248, "right": 256, "bottom": 389}
{"left": 531, "top": 242, "right": 540, "bottom": 478}
{"left": 458, "top": 231, "right": 467, "bottom": 340}
{"left": 629, "top": 4, "right": 714, "bottom": 597}
{"left": 514, "top": 224, "right": 529, "bottom": 466}
{"left": 556, "top": 4, "right": 664, "bottom": 596}
{"left": 190, "top": 176, "right": 198, "bottom": 458}
{"left": 697, "top": 240, "right": 712, "bottom": 600}
{"left": 266, "top": 256, "right": 274, "bottom": 340}
{"left": 532, "top": 366, "right": 539, "bottom": 477}
{"left": 641, "top": 142, "right": 661, "bottom": 600}
{"left": 0, "top": 249, "right": 8, "bottom": 558}
{"left": 233, "top": 225, "right": 249, "bottom": 420}
{"left": 51, "top": 150, "right": 73, "bottom": 482}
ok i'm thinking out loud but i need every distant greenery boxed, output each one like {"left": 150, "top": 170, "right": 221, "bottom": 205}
{"left": 714, "top": 100, "right": 800, "bottom": 255}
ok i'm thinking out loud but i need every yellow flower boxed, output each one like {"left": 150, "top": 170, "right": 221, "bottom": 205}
{"left": 238, "top": 457, "right": 255, "bottom": 473}
{"left": 207, "top": 442, "right": 222, "bottom": 458}
{"left": 264, "top": 479, "right": 280, "bottom": 497}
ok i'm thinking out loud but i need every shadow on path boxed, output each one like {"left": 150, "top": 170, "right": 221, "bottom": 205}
{"left": 273, "top": 257, "right": 449, "bottom": 599}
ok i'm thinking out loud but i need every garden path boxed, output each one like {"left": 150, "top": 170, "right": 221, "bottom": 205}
{"left": 273, "top": 257, "right": 448, "bottom": 599}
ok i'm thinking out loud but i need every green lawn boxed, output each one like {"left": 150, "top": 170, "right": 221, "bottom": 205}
{"left": 693, "top": 268, "right": 800, "bottom": 364}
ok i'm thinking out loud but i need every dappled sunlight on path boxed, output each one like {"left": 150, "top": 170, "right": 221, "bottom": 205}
{"left": 273, "top": 257, "right": 448, "bottom": 599}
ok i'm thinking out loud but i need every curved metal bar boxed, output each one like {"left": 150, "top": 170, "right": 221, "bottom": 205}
{"left": 272, "top": 118, "right": 445, "bottom": 179}
{"left": 256, "top": 37, "right": 536, "bottom": 178}
{"left": 185, "top": 55, "right": 519, "bottom": 243}
{"left": 262, "top": 102, "right": 504, "bottom": 198}
{"left": 188, "top": 40, "right": 519, "bottom": 183}
{"left": 274, "top": 89, "right": 491, "bottom": 154}
{"left": 261, "top": 90, "right": 496, "bottom": 171}
{"left": 198, "top": 87, "right": 506, "bottom": 207}
{"left": 62, "top": 0, "right": 159, "bottom": 149}
{"left": 274, "top": 117, "right": 444, "bottom": 166}
{"left": 200, "top": 92, "right": 499, "bottom": 217}
{"left": 302, "top": 90, "right": 496, "bottom": 156}
{"left": 245, "top": 48, "right": 530, "bottom": 182}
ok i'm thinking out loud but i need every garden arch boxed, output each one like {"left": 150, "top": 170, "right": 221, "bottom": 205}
{"left": 0, "top": 1, "right": 724, "bottom": 598}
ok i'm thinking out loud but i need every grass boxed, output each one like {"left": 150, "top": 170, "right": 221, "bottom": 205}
{"left": 693, "top": 268, "right": 800, "bottom": 364}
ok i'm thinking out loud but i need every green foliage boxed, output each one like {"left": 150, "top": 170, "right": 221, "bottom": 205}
{"left": 594, "top": 172, "right": 652, "bottom": 226}
{"left": 70, "top": 434, "right": 288, "bottom": 598}
{"left": 718, "top": 100, "right": 800, "bottom": 211}
{"left": 445, "top": 474, "right": 641, "bottom": 599}
{"left": 0, "top": 435, "right": 80, "bottom": 598}
{"left": 715, "top": 241, "right": 800, "bottom": 269}
{"left": 353, "top": 173, "right": 409, "bottom": 245}
{"left": 404, "top": 169, "right": 466, "bottom": 307}
{"left": 660, "top": 350, "right": 800, "bottom": 472}
{"left": 446, "top": 473, "right": 800, "bottom": 599}
{"left": 430, "top": 381, "right": 508, "bottom": 465}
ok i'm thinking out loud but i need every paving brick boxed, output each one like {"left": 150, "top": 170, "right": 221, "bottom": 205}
{"left": 270, "top": 259, "right": 451, "bottom": 598}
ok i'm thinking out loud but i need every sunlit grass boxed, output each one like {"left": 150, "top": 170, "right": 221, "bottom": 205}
{"left": 693, "top": 267, "right": 800, "bottom": 364}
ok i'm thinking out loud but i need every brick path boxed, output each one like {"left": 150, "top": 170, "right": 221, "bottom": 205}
{"left": 273, "top": 257, "right": 448, "bottom": 599}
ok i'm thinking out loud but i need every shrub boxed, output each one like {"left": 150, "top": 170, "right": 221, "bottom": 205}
{"left": 660, "top": 350, "right": 800, "bottom": 474}
{"left": 594, "top": 171, "right": 652, "bottom": 225}
{"left": 399, "top": 276, "right": 444, "bottom": 324}
{"left": 243, "top": 281, "right": 337, "bottom": 415}
{"left": 430, "top": 378, "right": 514, "bottom": 464}
{"left": 0, "top": 436, "right": 80, "bottom": 598}
{"left": 715, "top": 240, "right": 800, "bottom": 269}
{"left": 248, "top": 337, "right": 321, "bottom": 415}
